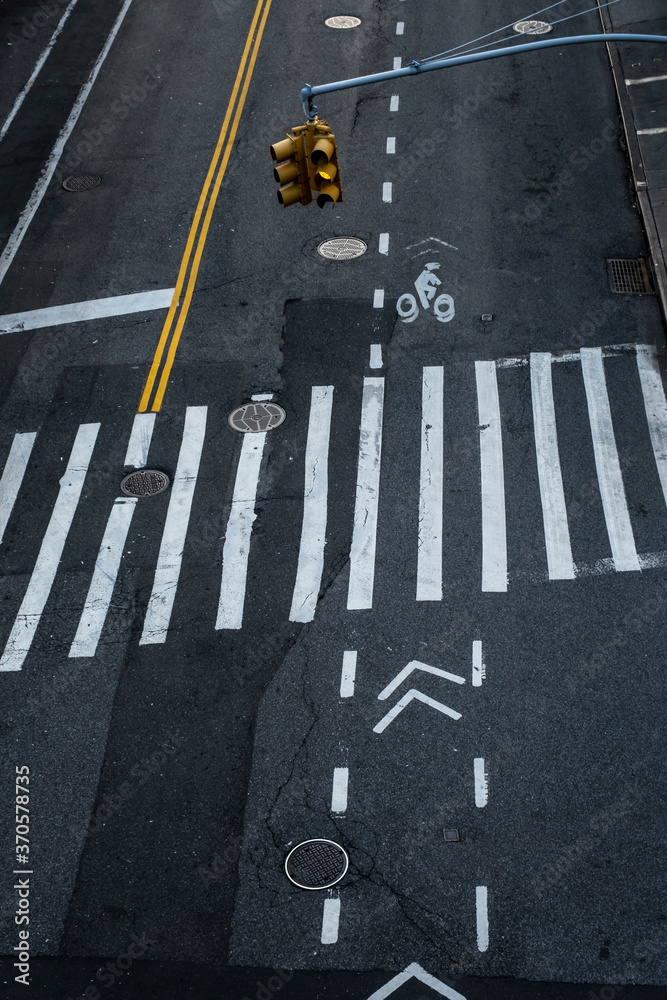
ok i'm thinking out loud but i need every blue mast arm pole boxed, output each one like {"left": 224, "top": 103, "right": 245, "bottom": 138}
{"left": 300, "top": 33, "right": 667, "bottom": 118}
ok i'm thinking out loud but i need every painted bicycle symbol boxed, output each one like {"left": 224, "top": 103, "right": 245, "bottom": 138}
{"left": 396, "top": 262, "right": 455, "bottom": 324}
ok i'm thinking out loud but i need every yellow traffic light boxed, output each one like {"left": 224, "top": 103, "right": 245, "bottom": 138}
{"left": 270, "top": 118, "right": 343, "bottom": 208}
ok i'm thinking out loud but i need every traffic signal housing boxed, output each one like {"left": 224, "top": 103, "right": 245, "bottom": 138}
{"left": 270, "top": 118, "right": 343, "bottom": 208}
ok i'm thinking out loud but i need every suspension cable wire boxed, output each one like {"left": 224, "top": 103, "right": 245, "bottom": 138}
{"left": 420, "top": 0, "right": 621, "bottom": 63}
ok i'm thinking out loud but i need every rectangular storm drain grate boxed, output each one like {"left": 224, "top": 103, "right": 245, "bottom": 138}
{"left": 606, "top": 258, "right": 654, "bottom": 294}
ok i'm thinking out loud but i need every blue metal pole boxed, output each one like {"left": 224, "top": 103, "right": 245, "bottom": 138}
{"left": 301, "top": 33, "right": 667, "bottom": 118}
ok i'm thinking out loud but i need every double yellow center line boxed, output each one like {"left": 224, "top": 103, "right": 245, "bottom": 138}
{"left": 139, "top": 0, "right": 273, "bottom": 413}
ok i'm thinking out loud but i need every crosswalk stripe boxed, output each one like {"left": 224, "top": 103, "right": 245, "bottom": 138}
{"left": 580, "top": 347, "right": 640, "bottom": 573}
{"left": 123, "top": 413, "right": 156, "bottom": 468}
{"left": 0, "top": 432, "right": 36, "bottom": 544}
{"left": 216, "top": 429, "right": 267, "bottom": 630}
{"left": 636, "top": 344, "right": 667, "bottom": 511}
{"left": 69, "top": 497, "right": 138, "bottom": 658}
{"left": 530, "top": 353, "right": 575, "bottom": 580}
{"left": 289, "top": 386, "right": 334, "bottom": 623}
{"left": 475, "top": 361, "right": 507, "bottom": 592}
{"left": 347, "top": 377, "right": 385, "bottom": 610}
{"left": 140, "top": 406, "right": 208, "bottom": 644}
{"left": 0, "top": 423, "right": 100, "bottom": 671}
{"left": 417, "top": 367, "right": 444, "bottom": 601}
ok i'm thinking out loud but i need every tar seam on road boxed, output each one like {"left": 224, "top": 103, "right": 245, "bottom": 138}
{"left": 139, "top": 0, "right": 274, "bottom": 414}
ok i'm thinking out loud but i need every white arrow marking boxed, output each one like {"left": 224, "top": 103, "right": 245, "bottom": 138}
{"left": 378, "top": 660, "right": 465, "bottom": 701}
{"left": 366, "top": 961, "right": 467, "bottom": 1000}
{"left": 373, "top": 689, "right": 461, "bottom": 733}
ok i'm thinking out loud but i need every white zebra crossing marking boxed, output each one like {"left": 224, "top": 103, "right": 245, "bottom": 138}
{"left": 475, "top": 361, "right": 507, "bottom": 592}
{"left": 530, "top": 353, "right": 575, "bottom": 580}
{"left": 69, "top": 497, "right": 137, "bottom": 658}
{"left": 140, "top": 406, "right": 208, "bottom": 644}
{"left": 124, "top": 412, "right": 156, "bottom": 468}
{"left": 417, "top": 366, "right": 444, "bottom": 601}
{"left": 0, "top": 432, "right": 36, "bottom": 544}
{"left": 580, "top": 347, "right": 640, "bottom": 573}
{"left": 290, "top": 386, "right": 334, "bottom": 623}
{"left": 636, "top": 344, "right": 667, "bottom": 511}
{"left": 348, "top": 377, "right": 385, "bottom": 610}
{"left": 0, "top": 423, "right": 100, "bottom": 671}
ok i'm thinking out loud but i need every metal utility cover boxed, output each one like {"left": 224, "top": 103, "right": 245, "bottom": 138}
{"left": 325, "top": 15, "right": 361, "bottom": 28}
{"left": 228, "top": 402, "right": 286, "bottom": 432}
{"left": 513, "top": 19, "right": 552, "bottom": 34}
{"left": 606, "top": 258, "right": 654, "bottom": 294}
{"left": 62, "top": 174, "right": 102, "bottom": 192}
{"left": 120, "top": 469, "right": 170, "bottom": 497}
{"left": 284, "top": 839, "right": 349, "bottom": 889}
{"left": 317, "top": 237, "right": 367, "bottom": 260}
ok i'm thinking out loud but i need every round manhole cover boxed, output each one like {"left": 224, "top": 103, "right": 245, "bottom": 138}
{"left": 285, "top": 839, "right": 349, "bottom": 890}
{"left": 228, "top": 402, "right": 286, "bottom": 433}
{"left": 62, "top": 173, "right": 102, "bottom": 192}
{"left": 325, "top": 15, "right": 361, "bottom": 28}
{"left": 120, "top": 469, "right": 170, "bottom": 497}
{"left": 513, "top": 19, "right": 552, "bottom": 33}
{"left": 317, "top": 237, "right": 367, "bottom": 260}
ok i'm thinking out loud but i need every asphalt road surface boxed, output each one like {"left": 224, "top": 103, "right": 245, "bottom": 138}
{"left": 1, "top": 0, "right": 667, "bottom": 997}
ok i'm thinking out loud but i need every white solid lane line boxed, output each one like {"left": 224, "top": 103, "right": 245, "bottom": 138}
{"left": 386, "top": 137, "right": 396, "bottom": 153}
{"left": 290, "top": 386, "right": 334, "bottom": 623}
{"left": 475, "top": 360, "right": 507, "bottom": 592}
{"left": 530, "top": 353, "right": 575, "bottom": 580}
{"left": 580, "top": 347, "right": 640, "bottom": 573}
{"left": 340, "top": 650, "right": 357, "bottom": 697}
{"left": 472, "top": 639, "right": 484, "bottom": 687}
{"left": 373, "top": 289, "right": 385, "bottom": 308}
{"left": 331, "top": 767, "right": 349, "bottom": 814}
{"left": 636, "top": 345, "right": 667, "bottom": 510}
{"left": 140, "top": 406, "right": 207, "bottom": 644}
{"left": 637, "top": 126, "right": 667, "bottom": 135}
{"left": 390, "top": 95, "right": 399, "bottom": 111}
{"left": 417, "top": 366, "right": 444, "bottom": 601}
{"left": 370, "top": 344, "right": 383, "bottom": 368}
{"left": 123, "top": 412, "right": 156, "bottom": 469}
{"left": 217, "top": 427, "right": 267, "bottom": 630}
{"left": 476, "top": 886, "right": 489, "bottom": 951}
{"left": 69, "top": 497, "right": 137, "bottom": 658}
{"left": 0, "top": 0, "right": 135, "bottom": 287}
{"left": 0, "top": 423, "right": 100, "bottom": 671}
{"left": 321, "top": 896, "right": 341, "bottom": 944}
{"left": 0, "top": 432, "right": 36, "bottom": 544}
{"left": 382, "top": 182, "right": 393, "bottom": 203}
{"left": 378, "top": 233, "right": 389, "bottom": 256}
{"left": 348, "top": 377, "right": 385, "bottom": 610}
{"left": 0, "top": 0, "right": 80, "bottom": 144}
{"left": 474, "top": 757, "right": 487, "bottom": 807}
{"left": 0, "top": 288, "right": 175, "bottom": 335}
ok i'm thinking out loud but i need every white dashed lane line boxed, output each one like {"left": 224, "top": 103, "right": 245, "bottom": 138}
{"left": 373, "top": 289, "right": 385, "bottom": 308}
{"left": 382, "top": 182, "right": 393, "bottom": 203}
{"left": 393, "top": 56, "right": 402, "bottom": 69}
{"left": 476, "top": 886, "right": 489, "bottom": 952}
{"left": 370, "top": 343, "right": 383, "bottom": 368}
{"left": 321, "top": 895, "right": 341, "bottom": 944}
{"left": 340, "top": 650, "right": 357, "bottom": 697}
{"left": 331, "top": 767, "right": 349, "bottom": 815}
{"left": 474, "top": 757, "right": 488, "bottom": 807}
{"left": 378, "top": 233, "right": 389, "bottom": 255}
{"left": 396, "top": 20, "right": 404, "bottom": 34}
{"left": 390, "top": 94, "right": 399, "bottom": 111}
{"left": 472, "top": 640, "right": 485, "bottom": 686}
{"left": 386, "top": 136, "right": 396, "bottom": 153}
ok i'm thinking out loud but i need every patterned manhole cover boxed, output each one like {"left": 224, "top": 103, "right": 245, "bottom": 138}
{"left": 325, "top": 15, "right": 361, "bottom": 27}
{"left": 62, "top": 174, "right": 102, "bottom": 192}
{"left": 285, "top": 839, "right": 349, "bottom": 889}
{"left": 317, "top": 237, "right": 367, "bottom": 260}
{"left": 606, "top": 258, "right": 654, "bottom": 295}
{"left": 120, "top": 469, "right": 170, "bottom": 497}
{"left": 513, "top": 19, "right": 552, "bottom": 34}
{"left": 228, "top": 402, "right": 286, "bottom": 433}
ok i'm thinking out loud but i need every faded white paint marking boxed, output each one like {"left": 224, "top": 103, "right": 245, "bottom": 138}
{"left": 405, "top": 236, "right": 459, "bottom": 252}
{"left": 0, "top": 432, "right": 36, "bottom": 543}
{"left": 626, "top": 73, "right": 667, "bottom": 85}
{"left": 396, "top": 20, "right": 404, "bottom": 33}
{"left": 69, "top": 497, "right": 137, "bottom": 657}
{"left": 530, "top": 353, "right": 575, "bottom": 579}
{"left": 123, "top": 412, "right": 156, "bottom": 468}
{"left": 390, "top": 94, "right": 399, "bottom": 111}
{"left": 0, "top": 0, "right": 135, "bottom": 287}
{"left": 373, "top": 288, "right": 385, "bottom": 308}
{"left": 251, "top": 392, "right": 274, "bottom": 401}
{"left": 321, "top": 896, "right": 341, "bottom": 944}
{"left": 0, "top": 423, "right": 100, "bottom": 671}
{"left": 374, "top": 689, "right": 461, "bottom": 734}
{"left": 140, "top": 406, "right": 207, "bottom": 643}
{"left": 0, "top": 288, "right": 176, "bottom": 335}
{"left": 378, "top": 660, "right": 465, "bottom": 701}
{"left": 580, "top": 347, "right": 639, "bottom": 572}
{"left": 290, "top": 386, "right": 334, "bottom": 623}
{"left": 393, "top": 56, "right": 402, "bottom": 69}
{"left": 476, "top": 886, "right": 489, "bottom": 951}
{"left": 348, "top": 377, "right": 384, "bottom": 610}
{"left": 637, "top": 125, "right": 667, "bottom": 135}
{"left": 382, "top": 182, "right": 393, "bottom": 203}
{"left": 386, "top": 137, "right": 396, "bottom": 154}
{"left": 636, "top": 345, "right": 667, "bottom": 511}
{"left": 340, "top": 650, "right": 357, "bottom": 697}
{"left": 370, "top": 344, "right": 383, "bottom": 369}
{"left": 365, "top": 963, "right": 467, "bottom": 1000}
{"left": 379, "top": 233, "right": 389, "bottom": 255}
{"left": 472, "top": 639, "right": 484, "bottom": 687}
{"left": 417, "top": 366, "right": 444, "bottom": 600}
{"left": 331, "top": 767, "right": 349, "bottom": 814}
{"left": 474, "top": 757, "right": 488, "bottom": 807}
{"left": 475, "top": 360, "right": 507, "bottom": 592}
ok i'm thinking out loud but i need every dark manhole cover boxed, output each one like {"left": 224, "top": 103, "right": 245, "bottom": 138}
{"left": 120, "top": 469, "right": 170, "bottom": 497}
{"left": 285, "top": 839, "right": 349, "bottom": 890}
{"left": 62, "top": 174, "right": 102, "bottom": 192}
{"left": 607, "top": 258, "right": 653, "bottom": 294}
{"left": 228, "top": 402, "right": 286, "bottom": 433}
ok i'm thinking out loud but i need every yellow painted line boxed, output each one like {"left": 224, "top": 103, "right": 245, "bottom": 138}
{"left": 138, "top": 0, "right": 271, "bottom": 413}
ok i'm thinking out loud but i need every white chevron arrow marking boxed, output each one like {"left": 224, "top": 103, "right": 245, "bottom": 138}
{"left": 373, "top": 689, "right": 462, "bottom": 734}
{"left": 365, "top": 961, "right": 467, "bottom": 999}
{"left": 377, "top": 659, "right": 465, "bottom": 700}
